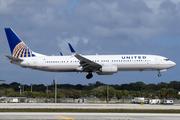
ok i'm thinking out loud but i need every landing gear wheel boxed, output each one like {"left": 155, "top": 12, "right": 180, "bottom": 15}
{"left": 158, "top": 73, "right": 161, "bottom": 77}
{"left": 86, "top": 72, "right": 93, "bottom": 79}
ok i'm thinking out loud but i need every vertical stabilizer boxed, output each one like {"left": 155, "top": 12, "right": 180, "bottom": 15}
{"left": 5, "top": 28, "right": 36, "bottom": 58}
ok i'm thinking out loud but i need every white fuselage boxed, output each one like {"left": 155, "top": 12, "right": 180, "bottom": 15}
{"left": 4, "top": 28, "right": 176, "bottom": 79}
{"left": 12, "top": 54, "right": 176, "bottom": 73}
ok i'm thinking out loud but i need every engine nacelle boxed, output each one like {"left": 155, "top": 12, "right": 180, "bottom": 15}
{"left": 97, "top": 65, "right": 118, "bottom": 75}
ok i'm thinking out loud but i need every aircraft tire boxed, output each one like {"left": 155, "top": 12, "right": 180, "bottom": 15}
{"left": 86, "top": 73, "right": 93, "bottom": 79}
{"left": 158, "top": 73, "right": 161, "bottom": 77}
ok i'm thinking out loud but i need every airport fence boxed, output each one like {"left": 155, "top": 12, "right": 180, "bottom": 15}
{"left": 2, "top": 97, "right": 180, "bottom": 104}
{"left": 25, "top": 98, "right": 180, "bottom": 104}
{"left": 24, "top": 97, "right": 132, "bottom": 103}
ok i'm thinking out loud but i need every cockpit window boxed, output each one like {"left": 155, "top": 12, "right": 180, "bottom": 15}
{"left": 164, "top": 59, "right": 170, "bottom": 61}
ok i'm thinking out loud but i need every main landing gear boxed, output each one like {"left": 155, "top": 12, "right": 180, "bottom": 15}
{"left": 158, "top": 71, "right": 161, "bottom": 77}
{"left": 86, "top": 72, "right": 93, "bottom": 79}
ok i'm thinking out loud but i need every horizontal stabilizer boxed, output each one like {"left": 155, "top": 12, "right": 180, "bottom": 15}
{"left": 5, "top": 55, "right": 23, "bottom": 62}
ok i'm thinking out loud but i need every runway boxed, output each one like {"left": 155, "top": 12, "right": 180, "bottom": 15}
{"left": 0, "top": 103, "right": 179, "bottom": 119}
{"left": 0, "top": 103, "right": 180, "bottom": 109}
{"left": 0, "top": 113, "right": 180, "bottom": 119}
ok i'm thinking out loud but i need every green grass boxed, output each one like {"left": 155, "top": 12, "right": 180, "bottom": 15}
{"left": 0, "top": 108, "right": 180, "bottom": 113}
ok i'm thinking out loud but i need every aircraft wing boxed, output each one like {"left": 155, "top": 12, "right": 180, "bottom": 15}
{"left": 68, "top": 43, "right": 102, "bottom": 72}
{"left": 5, "top": 55, "right": 24, "bottom": 62}
{"left": 75, "top": 53, "right": 102, "bottom": 72}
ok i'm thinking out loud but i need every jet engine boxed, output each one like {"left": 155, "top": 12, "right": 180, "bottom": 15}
{"left": 97, "top": 65, "right": 118, "bottom": 75}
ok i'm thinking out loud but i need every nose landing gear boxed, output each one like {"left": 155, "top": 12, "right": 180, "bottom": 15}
{"left": 86, "top": 72, "right": 93, "bottom": 79}
{"left": 158, "top": 71, "right": 161, "bottom": 77}
{"left": 158, "top": 73, "right": 161, "bottom": 77}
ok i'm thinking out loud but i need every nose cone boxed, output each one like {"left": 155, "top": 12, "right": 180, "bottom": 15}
{"left": 171, "top": 61, "right": 176, "bottom": 67}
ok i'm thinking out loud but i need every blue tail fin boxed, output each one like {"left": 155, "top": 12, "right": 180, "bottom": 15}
{"left": 5, "top": 28, "right": 36, "bottom": 58}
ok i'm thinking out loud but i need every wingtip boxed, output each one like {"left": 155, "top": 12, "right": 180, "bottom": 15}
{"left": 68, "top": 43, "right": 76, "bottom": 54}
{"left": 59, "top": 52, "right": 63, "bottom": 56}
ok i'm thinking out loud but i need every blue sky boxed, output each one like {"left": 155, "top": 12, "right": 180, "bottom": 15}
{"left": 0, "top": 0, "right": 180, "bottom": 85}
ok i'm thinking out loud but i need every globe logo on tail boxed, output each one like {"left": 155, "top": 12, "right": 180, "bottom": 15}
{"left": 13, "top": 42, "right": 35, "bottom": 58}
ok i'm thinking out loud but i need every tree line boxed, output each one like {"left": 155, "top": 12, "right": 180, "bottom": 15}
{"left": 0, "top": 81, "right": 179, "bottom": 101}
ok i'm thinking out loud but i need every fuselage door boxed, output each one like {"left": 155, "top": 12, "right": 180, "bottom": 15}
{"left": 156, "top": 58, "right": 160, "bottom": 65}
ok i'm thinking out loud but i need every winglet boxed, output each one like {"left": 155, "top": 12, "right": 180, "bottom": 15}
{"left": 59, "top": 52, "right": 63, "bottom": 56}
{"left": 68, "top": 43, "right": 76, "bottom": 55}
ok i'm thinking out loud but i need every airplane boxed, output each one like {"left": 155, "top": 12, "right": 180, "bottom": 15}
{"left": 4, "top": 28, "right": 176, "bottom": 79}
